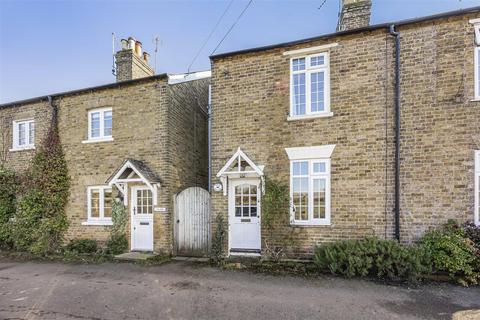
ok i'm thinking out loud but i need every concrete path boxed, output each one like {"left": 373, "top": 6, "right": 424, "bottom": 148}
{"left": 0, "top": 259, "right": 479, "bottom": 320}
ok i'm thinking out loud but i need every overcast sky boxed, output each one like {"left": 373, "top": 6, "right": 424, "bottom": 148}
{"left": 1, "top": 0, "right": 479, "bottom": 103}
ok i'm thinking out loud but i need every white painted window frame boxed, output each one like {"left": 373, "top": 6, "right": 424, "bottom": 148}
{"left": 84, "top": 107, "right": 113, "bottom": 143}
{"left": 11, "top": 119, "right": 35, "bottom": 151}
{"left": 289, "top": 52, "right": 331, "bottom": 120}
{"left": 475, "top": 151, "right": 480, "bottom": 226}
{"left": 290, "top": 159, "right": 331, "bottom": 226}
{"left": 83, "top": 185, "right": 113, "bottom": 226}
{"left": 475, "top": 46, "right": 480, "bottom": 101}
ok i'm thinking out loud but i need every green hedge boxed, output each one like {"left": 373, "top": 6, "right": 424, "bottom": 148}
{"left": 314, "top": 221, "right": 480, "bottom": 285}
{"left": 314, "top": 237, "right": 431, "bottom": 282}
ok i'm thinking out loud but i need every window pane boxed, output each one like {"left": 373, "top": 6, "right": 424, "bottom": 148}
{"left": 250, "top": 206, "right": 257, "bottom": 217}
{"left": 104, "top": 111, "right": 112, "bottom": 137}
{"left": 293, "top": 73, "right": 306, "bottom": 115}
{"left": 104, "top": 189, "right": 112, "bottom": 218}
{"left": 293, "top": 161, "right": 308, "bottom": 176}
{"left": 310, "top": 55, "right": 325, "bottom": 67}
{"left": 90, "top": 112, "right": 100, "bottom": 138}
{"left": 292, "top": 58, "right": 305, "bottom": 71}
{"left": 28, "top": 122, "right": 35, "bottom": 145}
{"left": 313, "top": 179, "right": 326, "bottom": 219}
{"left": 311, "top": 71, "right": 325, "bottom": 112}
{"left": 91, "top": 189, "right": 100, "bottom": 218}
{"left": 235, "top": 207, "right": 241, "bottom": 217}
{"left": 313, "top": 162, "right": 326, "bottom": 173}
{"left": 18, "top": 123, "right": 26, "bottom": 146}
{"left": 293, "top": 177, "right": 308, "bottom": 220}
{"left": 477, "top": 49, "right": 480, "bottom": 97}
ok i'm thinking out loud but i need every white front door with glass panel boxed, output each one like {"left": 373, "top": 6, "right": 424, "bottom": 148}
{"left": 131, "top": 186, "right": 154, "bottom": 251}
{"left": 229, "top": 179, "right": 261, "bottom": 253}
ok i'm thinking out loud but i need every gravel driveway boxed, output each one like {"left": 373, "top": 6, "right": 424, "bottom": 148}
{"left": 0, "top": 258, "right": 479, "bottom": 320}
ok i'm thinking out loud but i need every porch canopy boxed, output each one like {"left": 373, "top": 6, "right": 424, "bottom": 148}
{"left": 216, "top": 147, "right": 264, "bottom": 196}
{"left": 106, "top": 158, "right": 161, "bottom": 206}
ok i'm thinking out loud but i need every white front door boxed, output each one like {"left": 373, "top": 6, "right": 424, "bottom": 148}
{"left": 131, "top": 186, "right": 154, "bottom": 251}
{"left": 229, "top": 179, "right": 261, "bottom": 253}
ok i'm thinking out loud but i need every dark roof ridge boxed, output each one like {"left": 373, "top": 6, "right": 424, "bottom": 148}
{"left": 0, "top": 73, "right": 168, "bottom": 109}
{"left": 210, "top": 5, "right": 480, "bottom": 60}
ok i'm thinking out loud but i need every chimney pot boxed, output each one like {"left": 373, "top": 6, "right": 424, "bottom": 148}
{"left": 135, "top": 41, "right": 142, "bottom": 56}
{"left": 128, "top": 37, "right": 135, "bottom": 50}
{"left": 121, "top": 39, "right": 128, "bottom": 50}
{"left": 143, "top": 52, "right": 150, "bottom": 63}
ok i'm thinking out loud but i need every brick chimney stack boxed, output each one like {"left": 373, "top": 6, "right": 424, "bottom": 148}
{"left": 336, "top": 0, "right": 372, "bottom": 32}
{"left": 115, "top": 37, "right": 154, "bottom": 82}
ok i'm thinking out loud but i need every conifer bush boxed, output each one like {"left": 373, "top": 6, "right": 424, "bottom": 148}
{"left": 314, "top": 237, "right": 431, "bottom": 282}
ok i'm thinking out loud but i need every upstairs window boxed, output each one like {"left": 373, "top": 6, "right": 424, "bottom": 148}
{"left": 290, "top": 52, "right": 330, "bottom": 118}
{"left": 475, "top": 151, "right": 480, "bottom": 226}
{"left": 87, "top": 108, "right": 112, "bottom": 141}
{"left": 12, "top": 119, "right": 35, "bottom": 150}
{"left": 474, "top": 23, "right": 480, "bottom": 100}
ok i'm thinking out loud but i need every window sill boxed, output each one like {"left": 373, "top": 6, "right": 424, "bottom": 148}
{"left": 290, "top": 221, "right": 331, "bottom": 227}
{"left": 82, "top": 137, "right": 114, "bottom": 144}
{"left": 471, "top": 98, "right": 480, "bottom": 102}
{"left": 82, "top": 220, "right": 113, "bottom": 226}
{"left": 287, "top": 112, "right": 333, "bottom": 121}
{"left": 9, "top": 146, "right": 35, "bottom": 152}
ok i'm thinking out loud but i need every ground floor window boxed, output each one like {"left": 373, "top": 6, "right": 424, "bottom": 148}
{"left": 87, "top": 186, "right": 112, "bottom": 223}
{"left": 290, "top": 159, "right": 331, "bottom": 225}
{"left": 475, "top": 151, "right": 480, "bottom": 225}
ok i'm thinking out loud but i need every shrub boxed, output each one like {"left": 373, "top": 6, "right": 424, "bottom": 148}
{"left": 0, "top": 166, "right": 18, "bottom": 248}
{"left": 11, "top": 112, "right": 70, "bottom": 255}
{"left": 211, "top": 214, "right": 226, "bottom": 266}
{"left": 314, "top": 237, "right": 430, "bottom": 282}
{"left": 105, "top": 200, "right": 128, "bottom": 255}
{"left": 462, "top": 222, "right": 480, "bottom": 250}
{"left": 419, "top": 221, "right": 479, "bottom": 285}
{"left": 65, "top": 239, "right": 98, "bottom": 254}
{"left": 105, "top": 234, "right": 128, "bottom": 255}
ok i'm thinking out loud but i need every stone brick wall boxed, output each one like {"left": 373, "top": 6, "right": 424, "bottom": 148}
{"left": 0, "top": 75, "right": 209, "bottom": 254}
{"left": 210, "top": 12, "right": 480, "bottom": 257}
{"left": 211, "top": 29, "right": 395, "bottom": 257}
{"left": 398, "top": 15, "right": 480, "bottom": 242}
{"left": 115, "top": 49, "right": 154, "bottom": 82}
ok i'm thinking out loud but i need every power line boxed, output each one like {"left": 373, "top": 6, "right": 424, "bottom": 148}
{"left": 211, "top": 0, "right": 254, "bottom": 55}
{"left": 187, "top": 0, "right": 234, "bottom": 73}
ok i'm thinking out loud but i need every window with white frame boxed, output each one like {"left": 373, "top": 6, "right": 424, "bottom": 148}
{"left": 475, "top": 151, "right": 480, "bottom": 226}
{"left": 12, "top": 119, "right": 35, "bottom": 150}
{"left": 290, "top": 159, "right": 331, "bottom": 225}
{"left": 290, "top": 52, "right": 330, "bottom": 118}
{"left": 475, "top": 25, "right": 480, "bottom": 100}
{"left": 87, "top": 108, "right": 112, "bottom": 141}
{"left": 86, "top": 186, "right": 113, "bottom": 224}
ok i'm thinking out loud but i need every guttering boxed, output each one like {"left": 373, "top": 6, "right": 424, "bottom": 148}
{"left": 207, "top": 84, "right": 212, "bottom": 192}
{"left": 389, "top": 24, "right": 401, "bottom": 242}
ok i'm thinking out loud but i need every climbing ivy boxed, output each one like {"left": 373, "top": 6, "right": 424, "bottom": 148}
{"left": 262, "top": 178, "right": 296, "bottom": 261}
{"left": 0, "top": 165, "right": 18, "bottom": 248}
{"left": 12, "top": 110, "right": 70, "bottom": 255}
{"left": 106, "top": 198, "right": 128, "bottom": 255}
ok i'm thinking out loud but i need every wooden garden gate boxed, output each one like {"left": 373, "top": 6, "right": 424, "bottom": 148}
{"left": 174, "top": 187, "right": 211, "bottom": 257}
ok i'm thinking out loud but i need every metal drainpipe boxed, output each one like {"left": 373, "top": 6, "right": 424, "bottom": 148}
{"left": 47, "top": 95, "right": 58, "bottom": 124}
{"left": 389, "top": 24, "right": 401, "bottom": 242}
{"left": 207, "top": 84, "right": 212, "bottom": 192}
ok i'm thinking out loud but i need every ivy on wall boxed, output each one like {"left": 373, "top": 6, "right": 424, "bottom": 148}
{"left": 12, "top": 107, "right": 70, "bottom": 255}
{"left": 261, "top": 178, "right": 296, "bottom": 261}
{"left": 0, "top": 166, "right": 18, "bottom": 248}
{"left": 105, "top": 199, "right": 128, "bottom": 255}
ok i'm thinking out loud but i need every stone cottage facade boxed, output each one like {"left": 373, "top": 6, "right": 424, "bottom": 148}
{"left": 210, "top": 3, "right": 480, "bottom": 257}
{"left": 0, "top": 39, "right": 210, "bottom": 254}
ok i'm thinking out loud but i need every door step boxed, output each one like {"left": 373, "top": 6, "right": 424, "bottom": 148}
{"left": 114, "top": 252, "right": 156, "bottom": 261}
